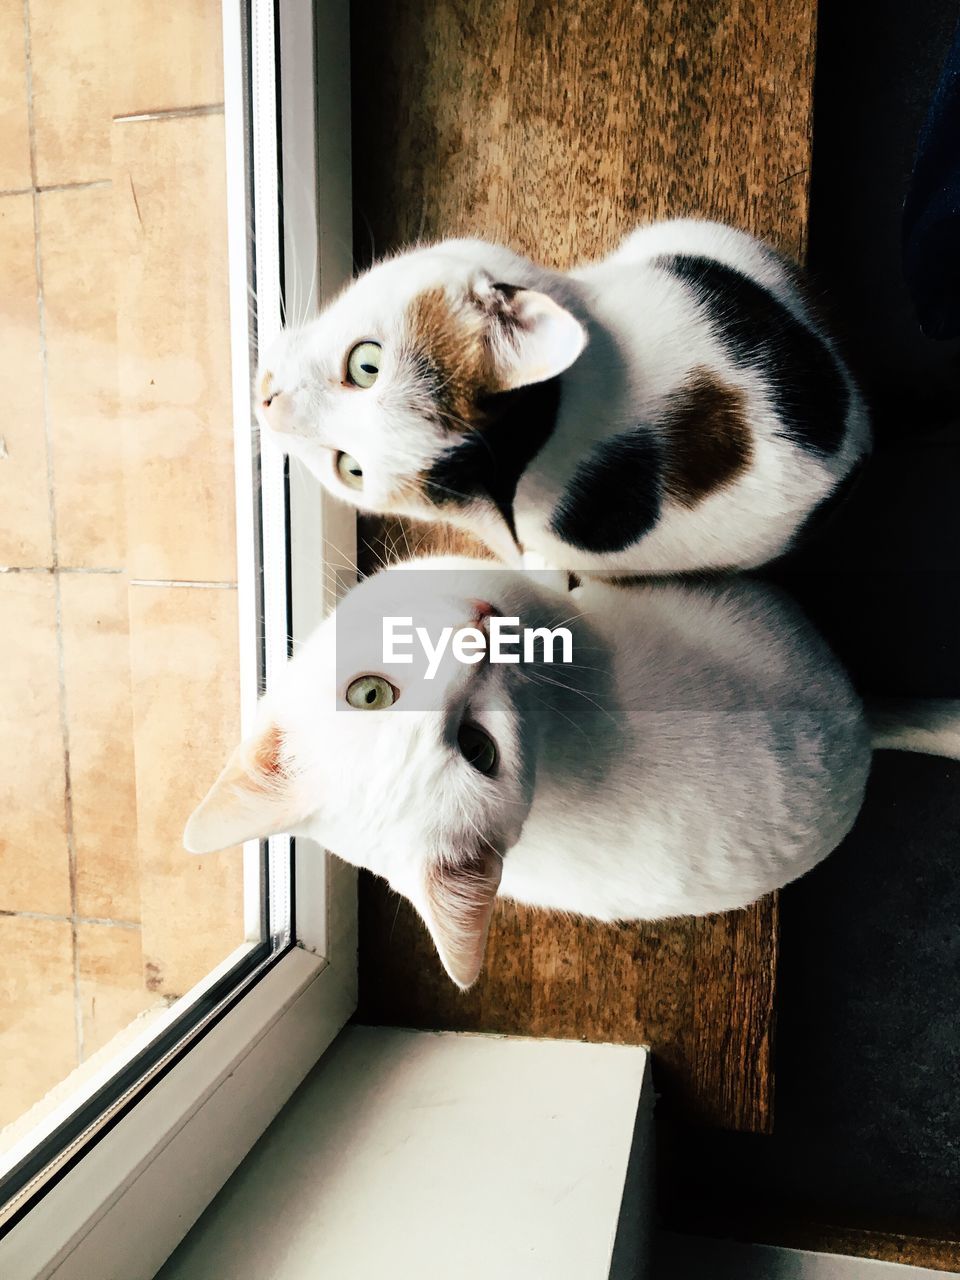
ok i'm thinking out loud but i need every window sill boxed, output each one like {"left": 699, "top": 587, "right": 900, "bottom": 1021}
{"left": 159, "top": 1026, "right": 653, "bottom": 1280}
{"left": 0, "top": 945, "right": 354, "bottom": 1280}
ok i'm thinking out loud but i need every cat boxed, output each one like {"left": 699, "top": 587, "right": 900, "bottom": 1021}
{"left": 255, "top": 219, "right": 870, "bottom": 573}
{"left": 183, "top": 558, "right": 956, "bottom": 989}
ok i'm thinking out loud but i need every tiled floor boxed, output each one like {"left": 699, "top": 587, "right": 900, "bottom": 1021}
{"left": 0, "top": 1, "right": 245, "bottom": 1134}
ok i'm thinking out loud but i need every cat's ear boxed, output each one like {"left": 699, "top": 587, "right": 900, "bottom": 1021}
{"left": 414, "top": 847, "right": 503, "bottom": 989}
{"left": 184, "top": 723, "right": 306, "bottom": 854}
{"left": 478, "top": 280, "right": 587, "bottom": 390}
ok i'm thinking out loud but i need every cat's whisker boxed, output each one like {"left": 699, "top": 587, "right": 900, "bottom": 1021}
{"left": 525, "top": 668, "right": 619, "bottom": 726}
{"left": 418, "top": 479, "right": 472, "bottom": 504}
{"left": 521, "top": 682, "right": 592, "bottom": 741}
{"left": 456, "top": 814, "right": 493, "bottom": 855}
{"left": 356, "top": 208, "right": 377, "bottom": 272}
{"left": 538, "top": 658, "right": 608, "bottom": 675}
{"left": 315, "top": 532, "right": 365, "bottom": 580}
{"left": 455, "top": 806, "right": 503, "bottom": 861}
{"left": 388, "top": 892, "right": 405, "bottom": 945}
{"left": 548, "top": 609, "right": 589, "bottom": 631}
{"left": 302, "top": 245, "right": 320, "bottom": 325}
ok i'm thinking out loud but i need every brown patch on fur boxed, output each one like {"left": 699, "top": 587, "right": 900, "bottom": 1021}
{"left": 661, "top": 368, "right": 753, "bottom": 507}
{"left": 251, "top": 723, "right": 287, "bottom": 781}
{"left": 407, "top": 286, "right": 490, "bottom": 431}
{"left": 368, "top": 514, "right": 495, "bottom": 566}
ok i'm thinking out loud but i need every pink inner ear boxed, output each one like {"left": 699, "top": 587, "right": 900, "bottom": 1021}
{"left": 251, "top": 723, "right": 287, "bottom": 784}
{"left": 183, "top": 721, "right": 301, "bottom": 855}
{"left": 422, "top": 847, "right": 503, "bottom": 990}
{"left": 487, "top": 288, "right": 587, "bottom": 390}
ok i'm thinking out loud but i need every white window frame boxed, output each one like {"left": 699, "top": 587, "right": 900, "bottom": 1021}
{"left": 0, "top": 2, "right": 356, "bottom": 1276}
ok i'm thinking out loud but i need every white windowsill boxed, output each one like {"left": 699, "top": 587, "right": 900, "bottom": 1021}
{"left": 0, "top": 946, "right": 355, "bottom": 1280}
{"left": 158, "top": 1027, "right": 654, "bottom": 1280}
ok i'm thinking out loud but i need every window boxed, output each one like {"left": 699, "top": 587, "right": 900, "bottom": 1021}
{"left": 0, "top": 2, "right": 355, "bottom": 1274}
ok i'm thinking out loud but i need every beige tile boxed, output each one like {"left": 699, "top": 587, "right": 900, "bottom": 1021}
{"left": 41, "top": 184, "right": 124, "bottom": 569}
{"left": 0, "top": 916, "right": 76, "bottom": 1129}
{"left": 30, "top": 0, "right": 225, "bottom": 188}
{"left": 111, "top": 3, "right": 224, "bottom": 120}
{"left": 60, "top": 573, "right": 140, "bottom": 920}
{"left": 28, "top": 0, "right": 111, "bottom": 187}
{"left": 77, "top": 922, "right": 158, "bottom": 1059}
{"left": 0, "top": 0, "right": 32, "bottom": 190}
{"left": 0, "top": 573, "right": 70, "bottom": 915}
{"left": 128, "top": 584, "right": 244, "bottom": 997}
{"left": 0, "top": 193, "right": 51, "bottom": 568}
{"left": 115, "top": 114, "right": 236, "bottom": 582}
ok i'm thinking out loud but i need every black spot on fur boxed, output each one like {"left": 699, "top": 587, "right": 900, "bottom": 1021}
{"left": 550, "top": 426, "right": 664, "bottom": 553}
{"left": 657, "top": 255, "right": 849, "bottom": 456}
{"left": 423, "top": 378, "right": 561, "bottom": 543}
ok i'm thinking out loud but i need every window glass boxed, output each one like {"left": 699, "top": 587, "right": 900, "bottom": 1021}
{"left": 0, "top": 0, "right": 268, "bottom": 1206}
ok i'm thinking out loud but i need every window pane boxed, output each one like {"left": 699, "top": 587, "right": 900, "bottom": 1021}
{"left": 0, "top": 0, "right": 265, "bottom": 1184}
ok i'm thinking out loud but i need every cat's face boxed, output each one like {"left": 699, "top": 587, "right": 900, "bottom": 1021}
{"left": 255, "top": 241, "right": 586, "bottom": 523}
{"left": 184, "top": 558, "right": 564, "bottom": 987}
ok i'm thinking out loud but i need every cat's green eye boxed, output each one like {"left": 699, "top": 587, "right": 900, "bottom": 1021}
{"left": 346, "top": 340, "right": 382, "bottom": 388}
{"left": 346, "top": 675, "right": 397, "bottom": 710}
{"left": 457, "top": 722, "right": 498, "bottom": 775}
{"left": 336, "top": 451, "right": 364, "bottom": 488}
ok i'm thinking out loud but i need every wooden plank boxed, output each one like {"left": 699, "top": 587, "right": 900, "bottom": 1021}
{"left": 658, "top": 1228, "right": 960, "bottom": 1275}
{"left": 691, "top": 900, "right": 780, "bottom": 1131}
{"left": 689, "top": 1220, "right": 960, "bottom": 1273}
{"left": 352, "top": 0, "right": 816, "bottom": 1132}
{"left": 359, "top": 889, "right": 777, "bottom": 1132}
{"left": 769, "top": 1225, "right": 960, "bottom": 1272}
{"left": 351, "top": 0, "right": 816, "bottom": 265}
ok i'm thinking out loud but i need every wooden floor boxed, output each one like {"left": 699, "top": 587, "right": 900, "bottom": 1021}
{"left": 350, "top": 0, "right": 818, "bottom": 1135}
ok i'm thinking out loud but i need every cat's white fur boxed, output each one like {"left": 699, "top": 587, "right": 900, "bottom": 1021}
{"left": 184, "top": 559, "right": 955, "bottom": 990}
{"left": 257, "top": 220, "right": 870, "bottom": 572}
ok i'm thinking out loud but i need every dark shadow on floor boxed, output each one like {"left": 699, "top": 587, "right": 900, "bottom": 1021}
{"left": 806, "top": 0, "right": 960, "bottom": 437}
{"left": 663, "top": 0, "right": 960, "bottom": 1243}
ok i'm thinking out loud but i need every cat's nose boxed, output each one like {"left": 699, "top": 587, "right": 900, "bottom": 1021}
{"left": 259, "top": 371, "right": 280, "bottom": 410}
{"left": 469, "top": 600, "right": 498, "bottom": 629}
{"left": 258, "top": 373, "right": 298, "bottom": 435}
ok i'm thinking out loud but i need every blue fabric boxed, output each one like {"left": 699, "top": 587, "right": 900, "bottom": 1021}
{"left": 903, "top": 19, "right": 960, "bottom": 338}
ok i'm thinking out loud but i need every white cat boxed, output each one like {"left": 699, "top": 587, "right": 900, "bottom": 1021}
{"left": 256, "top": 220, "right": 870, "bottom": 572}
{"left": 184, "top": 559, "right": 953, "bottom": 989}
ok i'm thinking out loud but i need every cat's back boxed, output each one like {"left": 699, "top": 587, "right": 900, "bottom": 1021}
{"left": 567, "top": 219, "right": 829, "bottom": 389}
{"left": 573, "top": 219, "right": 797, "bottom": 308}
{"left": 580, "top": 575, "right": 858, "bottom": 721}
{"left": 508, "top": 575, "right": 871, "bottom": 921}
{"left": 514, "top": 219, "right": 871, "bottom": 574}
{"left": 597, "top": 218, "right": 787, "bottom": 271}
{"left": 579, "top": 575, "right": 871, "bottom": 858}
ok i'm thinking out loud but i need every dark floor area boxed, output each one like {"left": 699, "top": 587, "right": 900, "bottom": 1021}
{"left": 663, "top": 753, "right": 960, "bottom": 1240}
{"left": 776, "top": 751, "right": 960, "bottom": 1227}
{"left": 669, "top": 0, "right": 960, "bottom": 1244}
{"left": 805, "top": 0, "right": 960, "bottom": 436}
